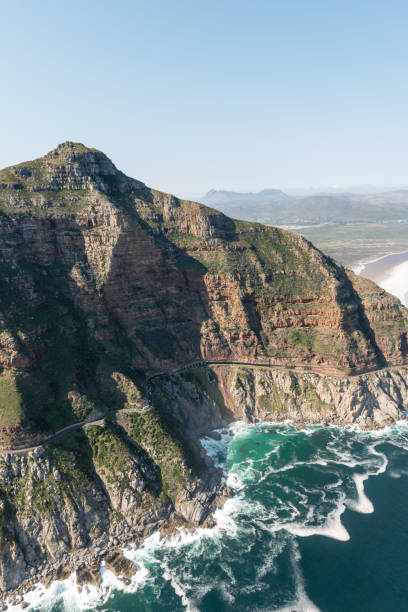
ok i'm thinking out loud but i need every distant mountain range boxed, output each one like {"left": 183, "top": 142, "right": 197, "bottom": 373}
{"left": 201, "top": 188, "right": 408, "bottom": 225}
{"left": 203, "top": 188, "right": 289, "bottom": 206}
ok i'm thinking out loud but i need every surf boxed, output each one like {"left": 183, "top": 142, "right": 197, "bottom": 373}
{"left": 14, "top": 420, "right": 408, "bottom": 611}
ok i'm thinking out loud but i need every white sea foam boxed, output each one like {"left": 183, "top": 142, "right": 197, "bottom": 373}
{"left": 358, "top": 251, "right": 408, "bottom": 307}
{"left": 367, "top": 442, "right": 388, "bottom": 474}
{"left": 389, "top": 467, "right": 408, "bottom": 478}
{"left": 347, "top": 473, "right": 374, "bottom": 513}
{"left": 353, "top": 252, "right": 399, "bottom": 276}
{"left": 200, "top": 427, "right": 232, "bottom": 470}
{"left": 7, "top": 557, "right": 150, "bottom": 612}
{"left": 161, "top": 559, "right": 200, "bottom": 612}
{"left": 14, "top": 420, "right": 407, "bottom": 611}
{"left": 281, "top": 507, "right": 350, "bottom": 542}
{"left": 275, "top": 542, "right": 322, "bottom": 612}
{"left": 7, "top": 574, "right": 102, "bottom": 612}
{"left": 213, "top": 497, "right": 244, "bottom": 536}
{"left": 258, "top": 495, "right": 350, "bottom": 542}
{"left": 352, "top": 263, "right": 365, "bottom": 274}
{"left": 6, "top": 544, "right": 152, "bottom": 611}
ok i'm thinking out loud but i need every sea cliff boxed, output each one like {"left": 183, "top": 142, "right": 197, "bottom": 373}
{"left": 0, "top": 142, "right": 407, "bottom": 601}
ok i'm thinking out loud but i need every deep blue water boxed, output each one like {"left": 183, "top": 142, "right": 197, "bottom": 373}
{"left": 23, "top": 421, "right": 408, "bottom": 612}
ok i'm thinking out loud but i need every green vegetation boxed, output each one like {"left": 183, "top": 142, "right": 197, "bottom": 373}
{"left": 283, "top": 328, "right": 314, "bottom": 351}
{"left": 257, "top": 374, "right": 331, "bottom": 415}
{"left": 258, "top": 384, "right": 289, "bottom": 413}
{"left": 301, "top": 380, "right": 332, "bottom": 412}
{"left": 0, "top": 419, "right": 164, "bottom": 529}
{"left": 127, "top": 407, "right": 187, "bottom": 498}
{"left": 47, "top": 430, "right": 94, "bottom": 488}
{"left": 0, "top": 370, "right": 25, "bottom": 427}
{"left": 126, "top": 387, "right": 201, "bottom": 500}
{"left": 1, "top": 432, "right": 93, "bottom": 520}
{"left": 85, "top": 421, "right": 138, "bottom": 485}
{"left": 279, "top": 328, "right": 344, "bottom": 361}
{"left": 0, "top": 235, "right": 147, "bottom": 435}
{"left": 178, "top": 219, "right": 333, "bottom": 298}
{"left": 67, "top": 392, "right": 94, "bottom": 421}
{"left": 0, "top": 142, "right": 405, "bottom": 444}
{"left": 235, "top": 367, "right": 255, "bottom": 390}
{"left": 168, "top": 231, "right": 201, "bottom": 248}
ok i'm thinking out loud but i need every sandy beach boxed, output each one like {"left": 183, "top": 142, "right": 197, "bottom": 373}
{"left": 359, "top": 250, "right": 408, "bottom": 306}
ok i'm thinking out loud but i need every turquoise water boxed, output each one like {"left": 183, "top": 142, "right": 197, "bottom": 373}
{"left": 25, "top": 421, "right": 408, "bottom": 611}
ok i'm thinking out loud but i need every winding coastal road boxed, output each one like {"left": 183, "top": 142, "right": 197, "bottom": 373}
{"left": 1, "top": 359, "right": 403, "bottom": 455}
{"left": 0, "top": 406, "right": 150, "bottom": 456}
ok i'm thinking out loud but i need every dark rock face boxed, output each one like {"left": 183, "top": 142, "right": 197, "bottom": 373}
{"left": 76, "top": 563, "right": 101, "bottom": 588}
{"left": 103, "top": 551, "right": 138, "bottom": 581}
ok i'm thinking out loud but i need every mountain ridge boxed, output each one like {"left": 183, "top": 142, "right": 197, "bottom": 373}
{"left": 201, "top": 186, "right": 408, "bottom": 225}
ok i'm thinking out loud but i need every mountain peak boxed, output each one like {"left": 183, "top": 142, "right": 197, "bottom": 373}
{"left": 0, "top": 142, "right": 145, "bottom": 200}
{"left": 45, "top": 141, "right": 103, "bottom": 159}
{"left": 44, "top": 141, "right": 119, "bottom": 179}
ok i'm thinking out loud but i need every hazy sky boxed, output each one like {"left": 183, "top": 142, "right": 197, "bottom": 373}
{"left": 1, "top": 0, "right": 408, "bottom": 197}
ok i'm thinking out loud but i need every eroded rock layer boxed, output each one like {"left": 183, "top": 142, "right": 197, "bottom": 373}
{"left": 199, "top": 364, "right": 408, "bottom": 429}
{"left": 0, "top": 142, "right": 407, "bottom": 444}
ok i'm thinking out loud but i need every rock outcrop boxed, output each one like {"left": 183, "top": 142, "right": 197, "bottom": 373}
{"left": 0, "top": 409, "right": 228, "bottom": 596}
{"left": 199, "top": 364, "right": 408, "bottom": 429}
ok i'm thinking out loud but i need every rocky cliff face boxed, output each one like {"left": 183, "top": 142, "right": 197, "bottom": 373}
{"left": 0, "top": 142, "right": 408, "bottom": 599}
{"left": 0, "top": 386, "right": 229, "bottom": 596}
{"left": 199, "top": 364, "right": 408, "bottom": 429}
{"left": 0, "top": 142, "right": 407, "bottom": 443}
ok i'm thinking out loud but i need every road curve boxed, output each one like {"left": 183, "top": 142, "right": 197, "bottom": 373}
{"left": 2, "top": 359, "right": 404, "bottom": 455}
{"left": 0, "top": 406, "right": 150, "bottom": 456}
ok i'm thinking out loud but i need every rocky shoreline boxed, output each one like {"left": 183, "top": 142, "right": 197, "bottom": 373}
{"left": 2, "top": 521, "right": 152, "bottom": 608}
{"left": 0, "top": 365, "right": 408, "bottom": 605}
{"left": 0, "top": 142, "right": 408, "bottom": 605}
{"left": 1, "top": 496, "right": 229, "bottom": 609}
{"left": 2, "top": 362, "right": 408, "bottom": 608}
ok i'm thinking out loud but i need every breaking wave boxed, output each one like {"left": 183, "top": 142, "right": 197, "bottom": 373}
{"left": 11, "top": 419, "right": 408, "bottom": 611}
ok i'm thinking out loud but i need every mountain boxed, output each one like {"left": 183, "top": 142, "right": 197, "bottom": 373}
{"left": 203, "top": 188, "right": 289, "bottom": 205}
{"left": 201, "top": 188, "right": 408, "bottom": 225}
{"left": 1, "top": 142, "right": 407, "bottom": 440}
{"left": 202, "top": 188, "right": 291, "bottom": 223}
{"left": 0, "top": 143, "right": 408, "bottom": 599}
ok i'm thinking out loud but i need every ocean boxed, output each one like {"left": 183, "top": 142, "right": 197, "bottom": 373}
{"left": 18, "top": 420, "right": 408, "bottom": 612}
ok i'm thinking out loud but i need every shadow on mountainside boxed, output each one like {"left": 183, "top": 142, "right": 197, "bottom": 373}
{"left": 0, "top": 215, "right": 132, "bottom": 441}
{"left": 0, "top": 201, "right": 236, "bottom": 459}
{"left": 341, "top": 276, "right": 387, "bottom": 369}
{"left": 0, "top": 184, "right": 396, "bottom": 447}
{"left": 101, "top": 188, "right": 239, "bottom": 369}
